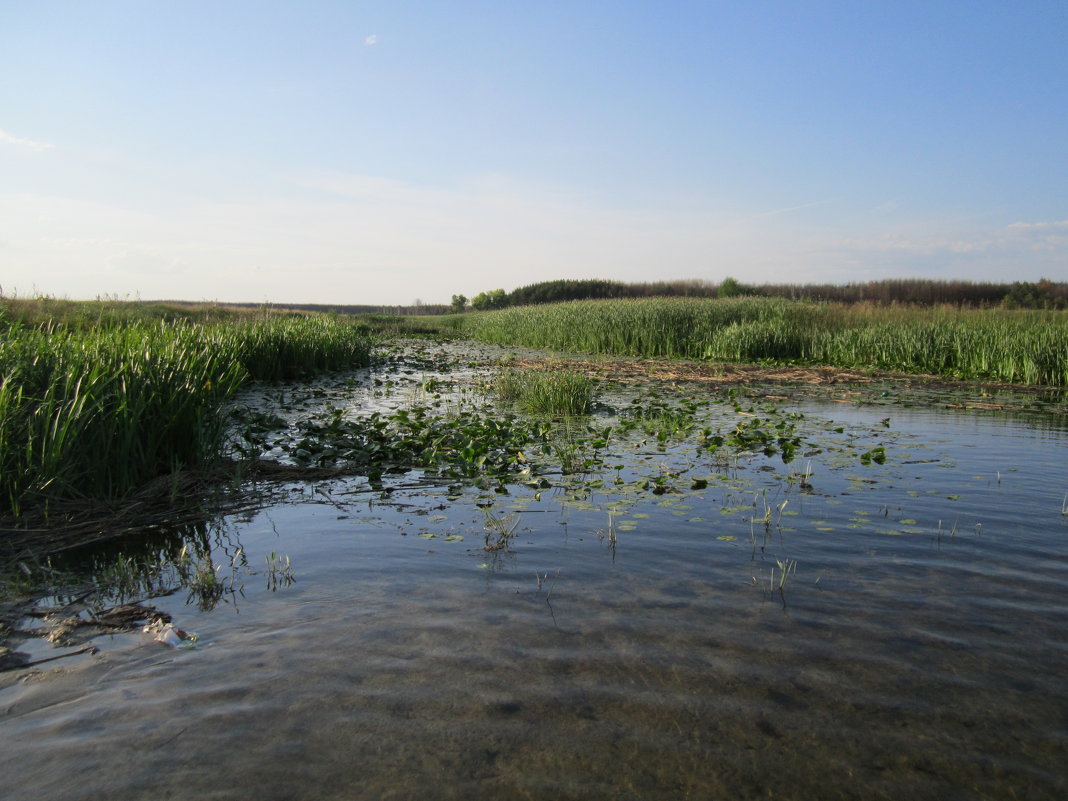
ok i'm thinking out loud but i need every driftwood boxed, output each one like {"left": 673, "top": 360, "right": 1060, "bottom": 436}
{"left": 1, "top": 599, "right": 177, "bottom": 672}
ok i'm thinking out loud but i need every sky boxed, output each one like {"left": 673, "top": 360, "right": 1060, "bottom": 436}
{"left": 2, "top": 1, "right": 1066, "bottom": 306}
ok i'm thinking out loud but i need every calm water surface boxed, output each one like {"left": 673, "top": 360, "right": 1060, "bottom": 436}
{"left": 2, "top": 355, "right": 1067, "bottom": 801}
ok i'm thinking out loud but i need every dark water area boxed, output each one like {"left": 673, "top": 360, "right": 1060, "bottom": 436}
{"left": 2, "top": 344, "right": 1067, "bottom": 800}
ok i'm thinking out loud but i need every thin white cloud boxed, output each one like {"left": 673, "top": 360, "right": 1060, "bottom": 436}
{"left": 752, "top": 199, "right": 832, "bottom": 219}
{"left": 1007, "top": 219, "right": 1068, "bottom": 231}
{"left": 0, "top": 128, "right": 55, "bottom": 151}
{"left": 364, "top": 34, "right": 378, "bottom": 46}
{"left": 868, "top": 200, "right": 899, "bottom": 215}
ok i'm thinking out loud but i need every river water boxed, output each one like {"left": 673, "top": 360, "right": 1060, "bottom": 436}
{"left": 2, "top": 343, "right": 1067, "bottom": 800}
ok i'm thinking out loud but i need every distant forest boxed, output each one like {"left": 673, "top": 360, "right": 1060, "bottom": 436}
{"left": 153, "top": 277, "right": 1066, "bottom": 317}
{"left": 462, "top": 277, "right": 1068, "bottom": 311}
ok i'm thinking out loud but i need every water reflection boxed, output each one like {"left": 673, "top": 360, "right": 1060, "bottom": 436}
{"left": 50, "top": 518, "right": 253, "bottom": 612}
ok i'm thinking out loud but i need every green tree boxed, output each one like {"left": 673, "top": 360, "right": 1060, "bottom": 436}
{"left": 451, "top": 294, "right": 468, "bottom": 313}
{"left": 716, "top": 276, "right": 745, "bottom": 298}
{"left": 471, "top": 289, "right": 508, "bottom": 310}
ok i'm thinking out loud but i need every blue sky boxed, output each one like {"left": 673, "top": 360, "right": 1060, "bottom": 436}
{"left": 2, "top": 1, "right": 1066, "bottom": 305}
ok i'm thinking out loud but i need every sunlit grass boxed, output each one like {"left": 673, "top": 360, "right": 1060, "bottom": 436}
{"left": 461, "top": 298, "right": 1068, "bottom": 386}
{"left": 0, "top": 304, "right": 372, "bottom": 517}
{"left": 494, "top": 368, "right": 596, "bottom": 415}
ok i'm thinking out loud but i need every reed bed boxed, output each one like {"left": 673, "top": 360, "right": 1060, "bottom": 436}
{"left": 494, "top": 368, "right": 597, "bottom": 415}
{"left": 462, "top": 298, "right": 1068, "bottom": 386}
{"left": 213, "top": 316, "right": 374, "bottom": 381}
{"left": 0, "top": 313, "right": 372, "bottom": 518}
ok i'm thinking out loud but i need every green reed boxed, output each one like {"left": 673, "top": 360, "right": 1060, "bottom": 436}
{"left": 210, "top": 315, "right": 374, "bottom": 381}
{"left": 462, "top": 298, "right": 1068, "bottom": 386}
{"left": 494, "top": 368, "right": 597, "bottom": 415}
{"left": 0, "top": 312, "right": 372, "bottom": 517}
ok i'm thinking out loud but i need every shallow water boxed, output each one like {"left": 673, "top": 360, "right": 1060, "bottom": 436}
{"left": 3, "top": 348, "right": 1068, "bottom": 801}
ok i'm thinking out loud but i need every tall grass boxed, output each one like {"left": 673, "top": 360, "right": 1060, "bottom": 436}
{"left": 0, "top": 311, "right": 372, "bottom": 517}
{"left": 214, "top": 316, "right": 375, "bottom": 381}
{"left": 461, "top": 298, "right": 1068, "bottom": 386}
{"left": 494, "top": 369, "right": 596, "bottom": 415}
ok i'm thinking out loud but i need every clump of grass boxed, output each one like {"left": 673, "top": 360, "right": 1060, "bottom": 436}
{"left": 211, "top": 315, "right": 372, "bottom": 381}
{"left": 0, "top": 322, "right": 246, "bottom": 516}
{"left": 494, "top": 369, "right": 596, "bottom": 416}
{"left": 521, "top": 371, "right": 596, "bottom": 415}
{"left": 493, "top": 368, "right": 525, "bottom": 403}
{"left": 483, "top": 509, "right": 519, "bottom": 551}
{"left": 0, "top": 306, "right": 372, "bottom": 519}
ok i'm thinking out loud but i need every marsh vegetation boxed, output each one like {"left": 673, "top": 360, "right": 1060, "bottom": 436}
{"left": 0, "top": 299, "right": 371, "bottom": 520}
{"left": 2, "top": 299, "right": 1067, "bottom": 800}
{"left": 459, "top": 297, "right": 1068, "bottom": 385}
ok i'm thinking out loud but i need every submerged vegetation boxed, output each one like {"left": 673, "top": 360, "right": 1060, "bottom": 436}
{"left": 266, "top": 403, "right": 541, "bottom": 481}
{"left": 0, "top": 300, "right": 372, "bottom": 519}
{"left": 460, "top": 298, "right": 1068, "bottom": 386}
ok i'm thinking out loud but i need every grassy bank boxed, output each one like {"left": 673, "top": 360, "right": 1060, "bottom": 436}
{"left": 458, "top": 298, "right": 1068, "bottom": 386}
{"left": 0, "top": 302, "right": 372, "bottom": 518}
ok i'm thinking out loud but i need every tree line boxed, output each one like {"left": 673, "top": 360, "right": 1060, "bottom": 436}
{"left": 453, "top": 277, "right": 1068, "bottom": 311}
